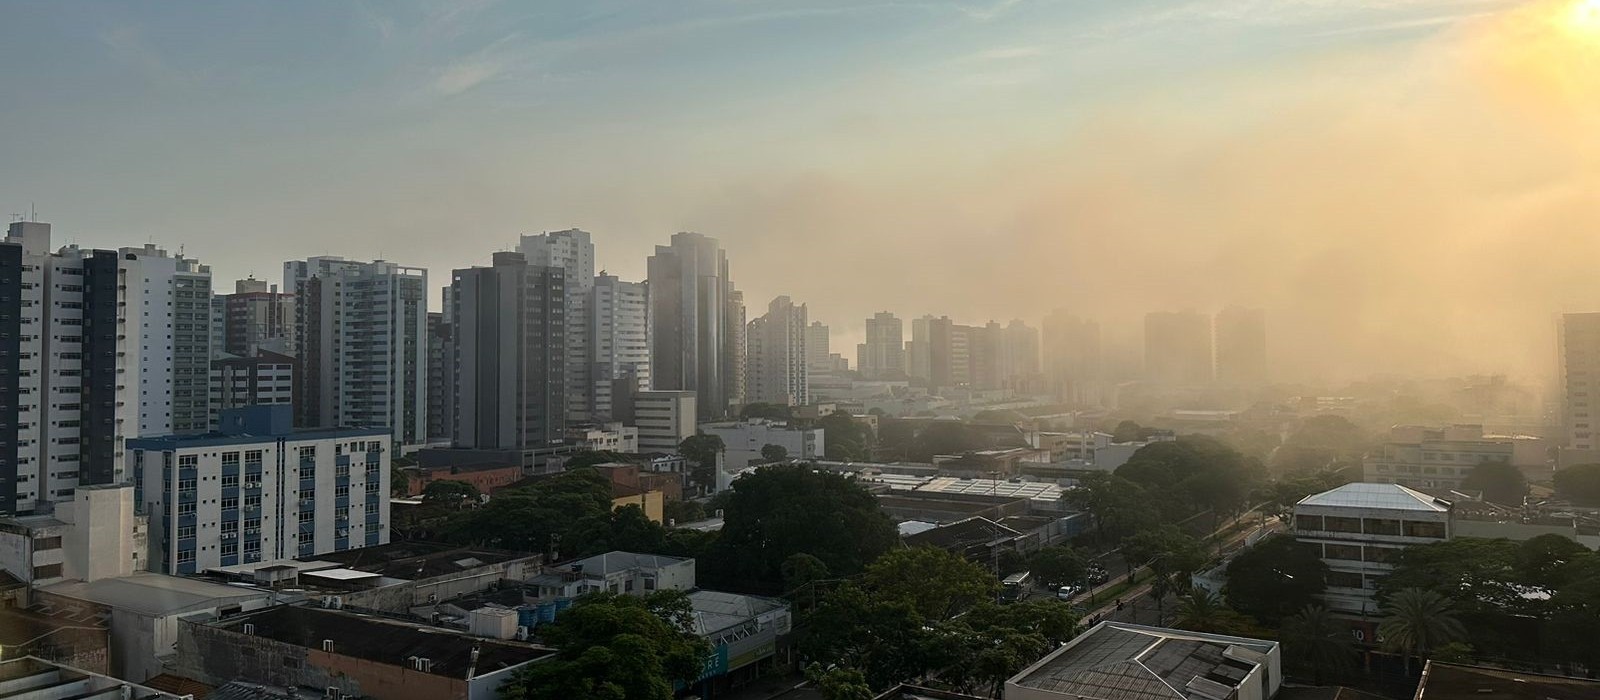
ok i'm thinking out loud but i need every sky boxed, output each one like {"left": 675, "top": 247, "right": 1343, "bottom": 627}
{"left": 2, "top": 0, "right": 1598, "bottom": 384}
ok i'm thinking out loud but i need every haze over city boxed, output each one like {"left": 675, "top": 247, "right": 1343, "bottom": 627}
{"left": 2, "top": 0, "right": 1598, "bottom": 383}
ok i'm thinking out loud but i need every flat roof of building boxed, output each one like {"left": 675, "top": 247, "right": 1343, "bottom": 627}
{"left": 308, "top": 541, "right": 534, "bottom": 580}
{"left": 917, "top": 477, "right": 1062, "bottom": 501}
{"left": 44, "top": 572, "right": 271, "bottom": 616}
{"left": 220, "top": 605, "right": 552, "bottom": 679}
{"left": 0, "top": 657, "right": 185, "bottom": 700}
{"left": 300, "top": 568, "right": 383, "bottom": 582}
{"left": 903, "top": 517, "right": 1023, "bottom": 550}
{"left": 205, "top": 559, "right": 343, "bottom": 578}
{"left": 1297, "top": 482, "right": 1451, "bottom": 512}
{"left": 1008, "top": 622, "right": 1277, "bottom": 700}
{"left": 687, "top": 590, "right": 787, "bottom": 637}
{"left": 565, "top": 551, "right": 691, "bottom": 576}
{"left": 0, "top": 605, "right": 106, "bottom": 648}
{"left": 1416, "top": 661, "right": 1600, "bottom": 699}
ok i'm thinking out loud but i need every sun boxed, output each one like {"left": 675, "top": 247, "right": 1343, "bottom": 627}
{"left": 1571, "top": 0, "right": 1600, "bottom": 33}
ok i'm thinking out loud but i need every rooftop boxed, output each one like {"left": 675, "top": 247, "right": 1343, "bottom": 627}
{"left": 44, "top": 572, "right": 270, "bottom": 616}
{"left": 217, "top": 605, "right": 553, "bottom": 679}
{"left": 903, "top": 517, "right": 1024, "bottom": 551}
{"left": 1415, "top": 661, "right": 1600, "bottom": 699}
{"left": 687, "top": 590, "right": 787, "bottom": 637}
{"left": 1008, "top": 622, "right": 1277, "bottom": 700}
{"left": 308, "top": 541, "right": 533, "bottom": 580}
{"left": 1296, "top": 482, "right": 1452, "bottom": 513}
{"left": 0, "top": 656, "right": 185, "bottom": 700}
{"left": 565, "top": 551, "right": 691, "bottom": 576}
{"left": 916, "top": 477, "right": 1062, "bottom": 501}
{"left": 0, "top": 604, "right": 106, "bottom": 648}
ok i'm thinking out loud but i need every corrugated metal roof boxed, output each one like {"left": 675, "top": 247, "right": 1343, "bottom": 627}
{"left": 1297, "top": 482, "right": 1450, "bottom": 512}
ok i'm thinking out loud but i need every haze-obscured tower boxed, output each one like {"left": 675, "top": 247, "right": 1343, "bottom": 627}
{"left": 648, "top": 232, "right": 741, "bottom": 420}
{"left": 1144, "top": 310, "right": 1213, "bottom": 385}
{"left": 746, "top": 296, "right": 809, "bottom": 406}
{"left": 859, "top": 312, "right": 904, "bottom": 379}
{"left": 588, "top": 272, "right": 650, "bottom": 422}
{"left": 1043, "top": 310, "right": 1102, "bottom": 405}
{"left": 1000, "top": 319, "right": 1041, "bottom": 391}
{"left": 519, "top": 229, "right": 596, "bottom": 422}
{"left": 1561, "top": 313, "right": 1600, "bottom": 452}
{"left": 1215, "top": 306, "right": 1267, "bottom": 385}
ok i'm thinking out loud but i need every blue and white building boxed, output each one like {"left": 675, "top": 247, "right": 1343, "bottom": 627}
{"left": 127, "top": 405, "right": 390, "bottom": 575}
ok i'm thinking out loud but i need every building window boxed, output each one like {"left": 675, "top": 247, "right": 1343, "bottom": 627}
{"left": 244, "top": 450, "right": 263, "bottom": 465}
{"left": 1323, "top": 543, "right": 1362, "bottom": 561}
{"left": 298, "top": 445, "right": 316, "bottom": 460}
{"left": 32, "top": 563, "right": 63, "bottom": 580}
{"left": 1321, "top": 516, "right": 1361, "bottom": 534}
{"left": 178, "top": 455, "right": 198, "bottom": 468}
{"left": 1364, "top": 546, "right": 1402, "bottom": 564}
{"left": 33, "top": 536, "right": 62, "bottom": 551}
{"left": 335, "top": 485, "right": 350, "bottom": 498}
{"left": 178, "top": 502, "right": 195, "bottom": 515}
{"left": 178, "top": 526, "right": 196, "bottom": 540}
{"left": 222, "top": 474, "right": 239, "bottom": 489}
{"left": 1327, "top": 571, "right": 1364, "bottom": 589}
{"left": 221, "top": 542, "right": 238, "bottom": 557}
{"left": 1404, "top": 520, "right": 1447, "bottom": 539}
{"left": 177, "top": 550, "right": 195, "bottom": 563}
{"left": 222, "top": 497, "right": 239, "bottom": 510}
{"left": 1294, "top": 514, "right": 1322, "bottom": 531}
{"left": 1363, "top": 518, "right": 1402, "bottom": 536}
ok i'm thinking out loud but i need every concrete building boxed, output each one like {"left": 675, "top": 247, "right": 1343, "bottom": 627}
{"left": 175, "top": 604, "right": 551, "bottom": 700}
{"left": 630, "top": 390, "right": 698, "bottom": 452}
{"left": 1042, "top": 310, "right": 1103, "bottom": 406}
{"left": 746, "top": 296, "right": 809, "bottom": 407}
{"left": 530, "top": 551, "right": 696, "bottom": 600}
{"left": 0, "top": 485, "right": 147, "bottom": 587}
{"left": 0, "top": 657, "right": 188, "bottom": 700}
{"left": 1363, "top": 424, "right": 1544, "bottom": 493}
{"left": 221, "top": 277, "right": 294, "bottom": 357}
{"left": 648, "top": 232, "right": 742, "bottom": 420}
{"left": 906, "top": 315, "right": 934, "bottom": 382}
{"left": 1, "top": 222, "right": 213, "bottom": 517}
{"left": 1025, "top": 430, "right": 1175, "bottom": 472}
{"left": 39, "top": 572, "right": 277, "bottom": 682}
{"left": 700, "top": 419, "right": 824, "bottom": 468}
{"left": 1000, "top": 319, "right": 1041, "bottom": 392}
{"left": 1215, "top": 306, "right": 1267, "bottom": 385}
{"left": 127, "top": 405, "right": 391, "bottom": 575}
{"left": 585, "top": 272, "right": 650, "bottom": 423}
{"left": 519, "top": 229, "right": 597, "bottom": 423}
{"left": 208, "top": 349, "right": 294, "bottom": 429}
{"left": 1293, "top": 482, "right": 1451, "bottom": 617}
{"left": 1005, "top": 622, "right": 1281, "bottom": 700}
{"left": 403, "top": 463, "right": 523, "bottom": 498}
{"left": 1144, "top": 310, "right": 1213, "bottom": 385}
{"left": 688, "top": 590, "right": 792, "bottom": 687}
{"left": 450, "top": 252, "right": 565, "bottom": 451}
{"left": 425, "top": 310, "right": 454, "bottom": 442}
{"left": 1560, "top": 312, "right": 1600, "bottom": 454}
{"left": 285, "top": 256, "right": 428, "bottom": 446}
{"left": 859, "top": 312, "right": 905, "bottom": 380}
{"left": 570, "top": 423, "right": 639, "bottom": 453}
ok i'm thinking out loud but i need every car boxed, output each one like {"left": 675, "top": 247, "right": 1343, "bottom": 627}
{"left": 1057, "top": 585, "right": 1083, "bottom": 600}
{"left": 1087, "top": 567, "right": 1109, "bottom": 585}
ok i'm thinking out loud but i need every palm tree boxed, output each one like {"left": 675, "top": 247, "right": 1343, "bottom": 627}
{"left": 1378, "top": 588, "right": 1469, "bottom": 675}
{"left": 1174, "top": 589, "right": 1226, "bottom": 632}
{"left": 1281, "top": 605, "right": 1356, "bottom": 684}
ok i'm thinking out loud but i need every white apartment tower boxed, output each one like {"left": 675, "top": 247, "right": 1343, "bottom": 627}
{"left": 745, "top": 296, "right": 809, "bottom": 406}
{"left": 285, "top": 256, "right": 428, "bottom": 446}
{"left": 1, "top": 222, "right": 213, "bottom": 517}
{"left": 588, "top": 273, "right": 650, "bottom": 422}
{"left": 1561, "top": 313, "right": 1600, "bottom": 452}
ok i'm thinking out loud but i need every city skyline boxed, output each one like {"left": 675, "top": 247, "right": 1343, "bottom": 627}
{"left": 6, "top": 0, "right": 1599, "bottom": 383}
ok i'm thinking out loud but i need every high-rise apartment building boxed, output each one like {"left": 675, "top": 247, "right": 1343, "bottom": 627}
{"left": 450, "top": 252, "right": 566, "bottom": 450}
{"left": 647, "top": 232, "right": 742, "bottom": 420}
{"left": 1042, "top": 310, "right": 1102, "bottom": 404}
{"left": 1215, "top": 305, "right": 1267, "bottom": 385}
{"left": 221, "top": 278, "right": 294, "bottom": 357}
{"left": 806, "top": 321, "right": 832, "bottom": 378}
{"left": 425, "top": 310, "right": 453, "bottom": 442}
{"left": 1000, "top": 319, "right": 1040, "bottom": 390}
{"left": 746, "top": 296, "right": 809, "bottom": 406}
{"left": 587, "top": 273, "right": 650, "bottom": 422}
{"left": 1, "top": 222, "right": 213, "bottom": 515}
{"left": 906, "top": 315, "right": 934, "bottom": 381}
{"left": 1561, "top": 313, "right": 1600, "bottom": 451}
{"left": 519, "top": 230, "right": 596, "bottom": 423}
{"left": 1144, "top": 310, "right": 1213, "bottom": 385}
{"left": 209, "top": 350, "right": 295, "bottom": 428}
{"left": 285, "top": 256, "right": 428, "bottom": 446}
{"left": 129, "top": 405, "right": 391, "bottom": 574}
{"left": 858, "top": 312, "right": 905, "bottom": 379}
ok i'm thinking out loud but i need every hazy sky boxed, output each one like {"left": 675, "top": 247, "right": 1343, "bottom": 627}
{"left": 3, "top": 0, "right": 1597, "bottom": 383}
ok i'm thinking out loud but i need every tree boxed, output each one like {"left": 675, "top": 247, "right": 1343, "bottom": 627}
{"left": 807, "top": 665, "right": 874, "bottom": 700}
{"left": 1280, "top": 605, "right": 1356, "bottom": 684}
{"left": 761, "top": 444, "right": 789, "bottom": 463}
{"left": 782, "top": 553, "right": 830, "bottom": 595}
{"left": 1461, "top": 460, "right": 1526, "bottom": 505}
{"left": 438, "top": 468, "right": 613, "bottom": 553}
{"left": 819, "top": 411, "right": 870, "bottom": 461}
{"left": 1258, "top": 470, "right": 1351, "bottom": 521}
{"left": 1028, "top": 546, "right": 1087, "bottom": 590}
{"left": 798, "top": 584, "right": 937, "bottom": 690}
{"left": 1065, "top": 473, "right": 1159, "bottom": 544}
{"left": 699, "top": 466, "right": 897, "bottom": 593}
{"left": 1271, "top": 415, "right": 1372, "bottom": 473}
{"left": 1224, "top": 534, "right": 1328, "bottom": 625}
{"left": 1122, "top": 526, "right": 1207, "bottom": 620}
{"left": 662, "top": 499, "right": 705, "bottom": 526}
{"left": 1555, "top": 463, "right": 1600, "bottom": 506}
{"left": 420, "top": 479, "right": 480, "bottom": 508}
{"left": 906, "top": 421, "right": 984, "bottom": 462}
{"left": 1173, "top": 589, "right": 1263, "bottom": 637}
{"left": 1116, "top": 436, "right": 1262, "bottom": 521}
{"left": 503, "top": 591, "right": 711, "bottom": 700}
{"left": 1379, "top": 588, "right": 1469, "bottom": 675}
{"left": 564, "top": 505, "right": 670, "bottom": 559}
{"left": 1112, "top": 420, "right": 1144, "bottom": 443}
{"left": 864, "top": 547, "right": 997, "bottom": 621}
{"left": 679, "top": 434, "right": 726, "bottom": 492}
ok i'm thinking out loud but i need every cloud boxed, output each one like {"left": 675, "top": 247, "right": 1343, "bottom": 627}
{"left": 431, "top": 57, "right": 504, "bottom": 96}
{"left": 99, "top": 25, "right": 194, "bottom": 87}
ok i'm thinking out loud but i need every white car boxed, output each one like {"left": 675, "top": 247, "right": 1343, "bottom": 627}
{"left": 1057, "top": 585, "right": 1083, "bottom": 600}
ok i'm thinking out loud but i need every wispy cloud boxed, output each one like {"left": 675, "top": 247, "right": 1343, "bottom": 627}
{"left": 428, "top": 33, "right": 520, "bottom": 97}
{"left": 99, "top": 24, "right": 195, "bottom": 87}
{"left": 964, "top": 45, "right": 1045, "bottom": 61}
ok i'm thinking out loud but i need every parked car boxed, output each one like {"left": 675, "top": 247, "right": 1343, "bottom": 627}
{"left": 1057, "top": 585, "right": 1083, "bottom": 600}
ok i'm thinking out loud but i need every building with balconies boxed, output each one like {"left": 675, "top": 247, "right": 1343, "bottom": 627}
{"left": 127, "top": 405, "right": 390, "bottom": 575}
{"left": 1292, "top": 482, "right": 1452, "bottom": 617}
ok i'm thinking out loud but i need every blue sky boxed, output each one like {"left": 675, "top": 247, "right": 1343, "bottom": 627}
{"left": 9, "top": 0, "right": 1584, "bottom": 380}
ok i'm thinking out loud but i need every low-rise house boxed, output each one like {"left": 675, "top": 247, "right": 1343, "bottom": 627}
{"left": 1005, "top": 622, "right": 1281, "bottom": 700}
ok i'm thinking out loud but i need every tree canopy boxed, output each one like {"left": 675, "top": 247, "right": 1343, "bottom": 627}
{"left": 863, "top": 547, "right": 997, "bottom": 620}
{"left": 741, "top": 402, "right": 794, "bottom": 420}
{"left": 1461, "top": 460, "right": 1526, "bottom": 506}
{"left": 699, "top": 466, "right": 897, "bottom": 593}
{"left": 502, "top": 591, "right": 710, "bottom": 700}
{"left": 1224, "top": 534, "right": 1328, "bottom": 625}
{"left": 761, "top": 444, "right": 790, "bottom": 463}
{"left": 420, "top": 479, "right": 480, "bottom": 508}
{"left": 1555, "top": 463, "right": 1600, "bottom": 506}
{"left": 1115, "top": 435, "right": 1262, "bottom": 520}
{"left": 438, "top": 468, "right": 614, "bottom": 554}
{"left": 819, "top": 411, "right": 871, "bottom": 461}
{"left": 1028, "top": 545, "right": 1087, "bottom": 590}
{"left": 679, "top": 434, "right": 725, "bottom": 492}
{"left": 1270, "top": 415, "right": 1372, "bottom": 473}
{"left": 1065, "top": 472, "right": 1159, "bottom": 544}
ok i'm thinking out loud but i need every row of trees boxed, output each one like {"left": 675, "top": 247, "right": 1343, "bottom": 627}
{"left": 1067, "top": 435, "right": 1264, "bottom": 544}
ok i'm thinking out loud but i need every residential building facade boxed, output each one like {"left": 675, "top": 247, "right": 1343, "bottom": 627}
{"left": 208, "top": 349, "right": 294, "bottom": 429}
{"left": 858, "top": 311, "right": 904, "bottom": 379}
{"left": 630, "top": 390, "right": 697, "bottom": 453}
{"left": 700, "top": 419, "right": 824, "bottom": 468}
{"left": 745, "top": 296, "right": 809, "bottom": 406}
{"left": 127, "top": 405, "right": 391, "bottom": 575}
{"left": 648, "top": 232, "right": 742, "bottom": 420}
{"left": 519, "top": 229, "right": 596, "bottom": 423}
{"left": 450, "top": 252, "right": 566, "bottom": 450}
{"left": 1561, "top": 312, "right": 1600, "bottom": 453}
{"left": 586, "top": 272, "right": 650, "bottom": 423}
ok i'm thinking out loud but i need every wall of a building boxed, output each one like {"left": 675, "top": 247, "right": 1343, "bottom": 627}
{"left": 177, "top": 621, "right": 469, "bottom": 700}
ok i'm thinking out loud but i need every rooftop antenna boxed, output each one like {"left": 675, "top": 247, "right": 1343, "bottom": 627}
{"left": 29, "top": 202, "right": 37, "bottom": 222}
